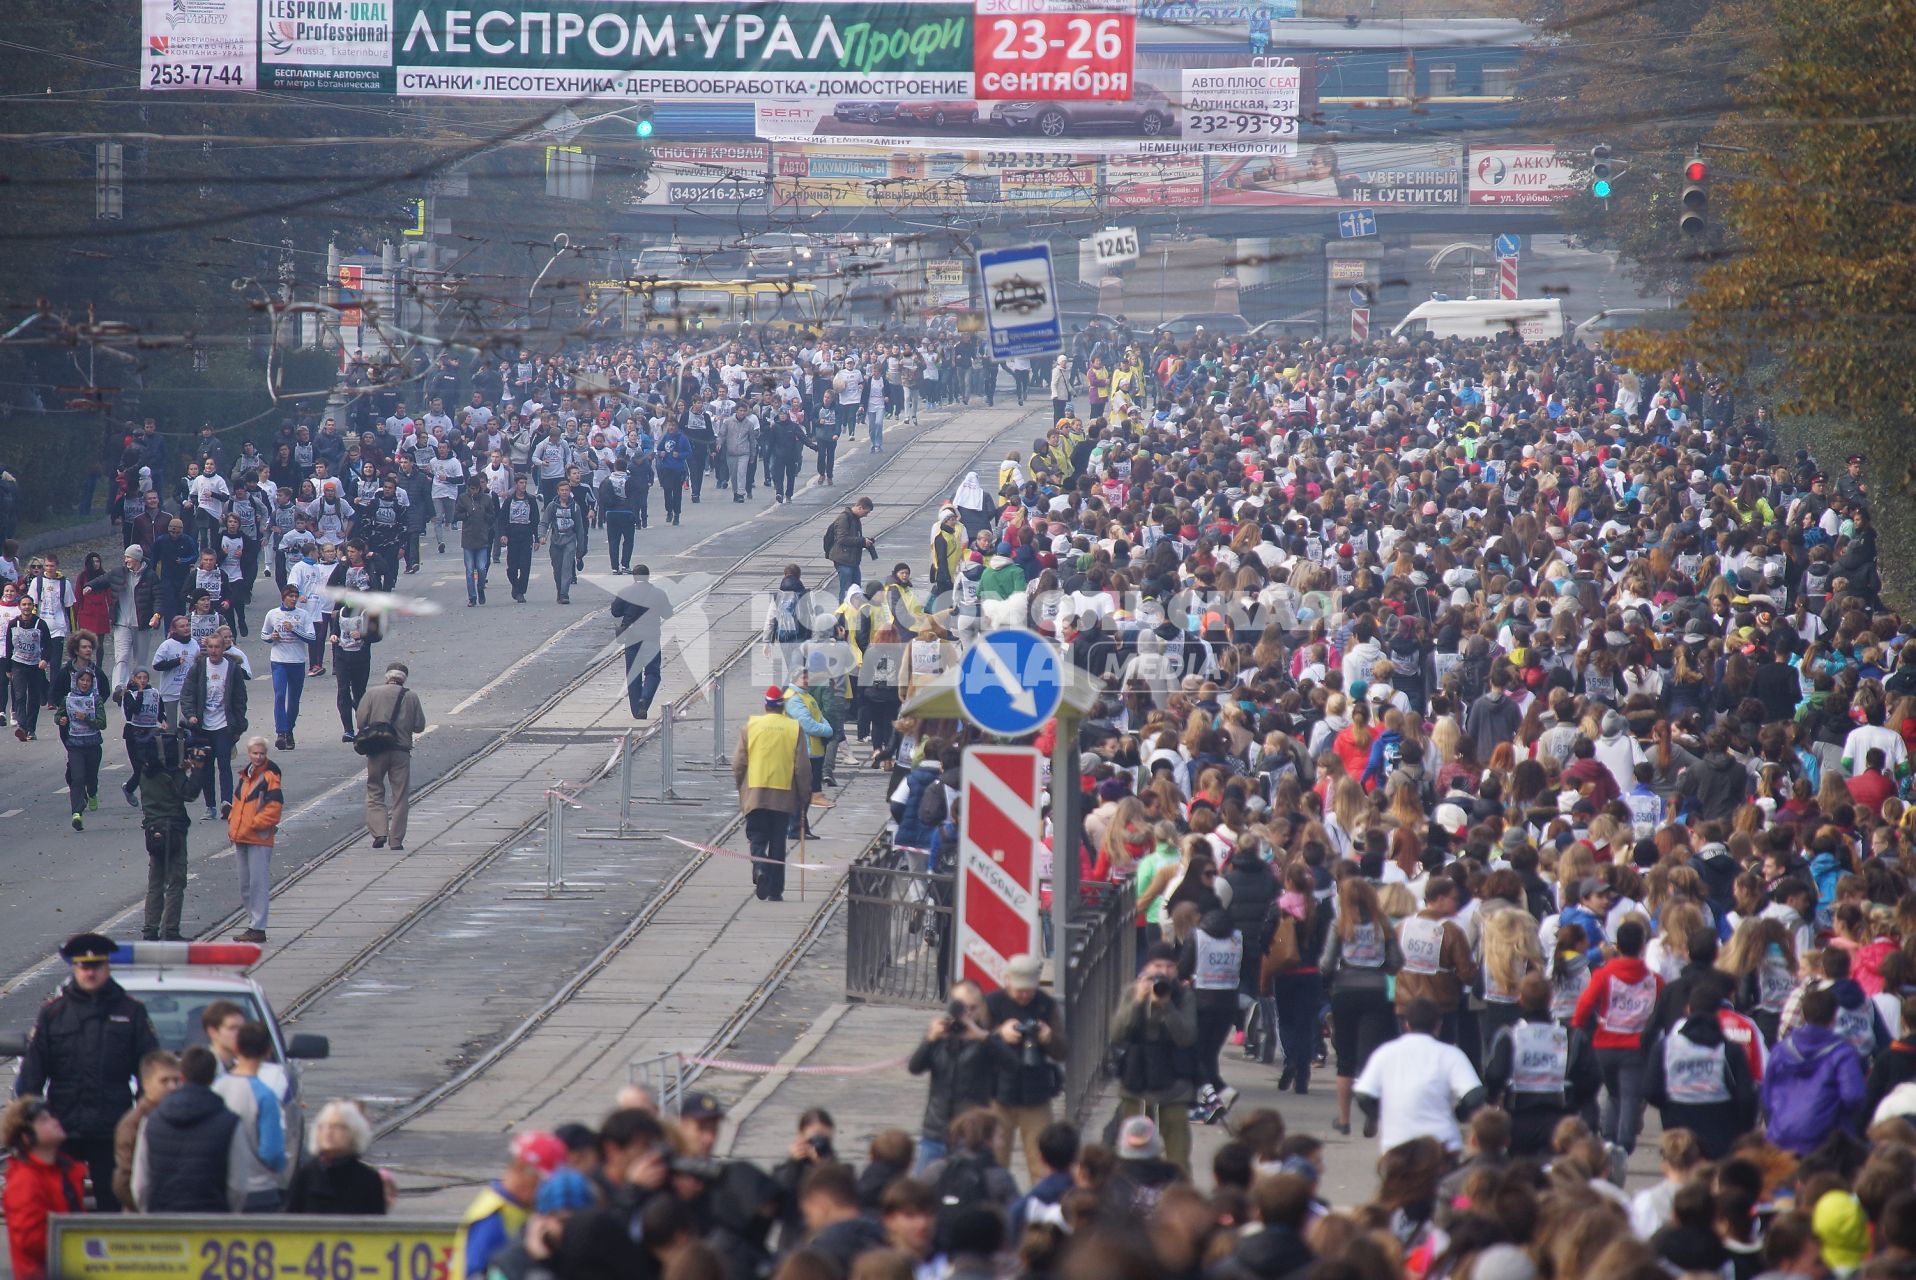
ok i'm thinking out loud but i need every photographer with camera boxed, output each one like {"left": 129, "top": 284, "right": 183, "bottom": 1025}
{"left": 907, "top": 978, "right": 994, "bottom": 1172}
{"left": 1108, "top": 942, "right": 1200, "bottom": 1177}
{"left": 983, "top": 954, "right": 1066, "bottom": 1179}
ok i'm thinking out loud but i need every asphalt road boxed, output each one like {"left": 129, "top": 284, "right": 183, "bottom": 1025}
{"left": 0, "top": 398, "right": 1032, "bottom": 1031}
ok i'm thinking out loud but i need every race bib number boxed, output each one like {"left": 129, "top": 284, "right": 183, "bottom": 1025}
{"left": 1399, "top": 916, "right": 1444, "bottom": 976}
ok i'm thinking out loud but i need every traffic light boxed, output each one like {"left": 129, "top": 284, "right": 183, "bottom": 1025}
{"left": 1680, "top": 156, "right": 1708, "bottom": 235}
{"left": 1590, "top": 144, "right": 1614, "bottom": 199}
{"left": 634, "top": 103, "right": 655, "bottom": 139}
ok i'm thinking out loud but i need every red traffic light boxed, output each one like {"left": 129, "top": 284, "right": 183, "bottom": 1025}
{"left": 1685, "top": 160, "right": 1708, "bottom": 182}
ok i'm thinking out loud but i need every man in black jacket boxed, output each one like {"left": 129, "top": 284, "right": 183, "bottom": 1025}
{"left": 14, "top": 932, "right": 161, "bottom": 1211}
{"left": 983, "top": 955, "right": 1066, "bottom": 1179}
{"left": 824, "top": 497, "right": 876, "bottom": 602}
{"left": 907, "top": 979, "right": 993, "bottom": 1169}
{"left": 131, "top": 1045, "right": 246, "bottom": 1212}
{"left": 1108, "top": 944, "right": 1199, "bottom": 1177}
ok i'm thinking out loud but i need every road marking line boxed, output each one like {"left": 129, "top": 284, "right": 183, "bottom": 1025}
{"left": 0, "top": 809, "right": 20, "bottom": 819}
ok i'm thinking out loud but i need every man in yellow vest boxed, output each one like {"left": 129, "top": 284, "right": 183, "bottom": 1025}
{"left": 734, "top": 685, "right": 813, "bottom": 902}
{"left": 454, "top": 1129, "right": 565, "bottom": 1280}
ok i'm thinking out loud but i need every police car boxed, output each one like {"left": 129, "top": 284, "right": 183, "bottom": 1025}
{"left": 3, "top": 942, "right": 329, "bottom": 1159}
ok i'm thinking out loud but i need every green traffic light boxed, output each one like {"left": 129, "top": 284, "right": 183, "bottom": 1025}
{"left": 635, "top": 119, "right": 654, "bottom": 138}
{"left": 1591, "top": 178, "right": 1612, "bottom": 198}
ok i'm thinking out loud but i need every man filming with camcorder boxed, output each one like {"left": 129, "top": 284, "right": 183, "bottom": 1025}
{"left": 1108, "top": 942, "right": 1200, "bottom": 1177}
{"left": 982, "top": 954, "right": 1066, "bottom": 1181}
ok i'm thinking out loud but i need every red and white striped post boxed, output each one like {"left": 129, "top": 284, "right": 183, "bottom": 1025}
{"left": 1498, "top": 255, "right": 1519, "bottom": 300}
{"left": 954, "top": 745, "right": 1044, "bottom": 993}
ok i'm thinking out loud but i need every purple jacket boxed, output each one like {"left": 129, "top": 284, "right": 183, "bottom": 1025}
{"left": 1762, "top": 1025, "right": 1866, "bottom": 1154}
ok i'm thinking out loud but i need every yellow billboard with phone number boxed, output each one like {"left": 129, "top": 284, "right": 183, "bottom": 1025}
{"left": 50, "top": 1216, "right": 456, "bottom": 1280}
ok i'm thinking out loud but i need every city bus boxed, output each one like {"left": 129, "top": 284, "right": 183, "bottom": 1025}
{"left": 586, "top": 278, "right": 823, "bottom": 334}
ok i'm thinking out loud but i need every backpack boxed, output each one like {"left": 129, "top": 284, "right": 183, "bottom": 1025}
{"left": 917, "top": 780, "right": 948, "bottom": 828}
{"left": 933, "top": 1153, "right": 994, "bottom": 1252}
{"left": 822, "top": 524, "right": 837, "bottom": 558}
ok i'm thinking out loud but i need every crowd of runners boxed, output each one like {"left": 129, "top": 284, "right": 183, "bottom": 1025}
{"left": 9, "top": 313, "right": 1916, "bottom": 1279}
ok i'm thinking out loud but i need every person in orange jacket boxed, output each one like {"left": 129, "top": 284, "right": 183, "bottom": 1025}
{"left": 226, "top": 736, "right": 284, "bottom": 944}
{"left": 1572, "top": 918, "right": 1662, "bottom": 1156}
{"left": 3, "top": 1096, "right": 89, "bottom": 1280}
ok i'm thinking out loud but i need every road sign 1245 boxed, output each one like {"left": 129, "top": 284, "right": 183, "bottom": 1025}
{"left": 1092, "top": 227, "right": 1139, "bottom": 267}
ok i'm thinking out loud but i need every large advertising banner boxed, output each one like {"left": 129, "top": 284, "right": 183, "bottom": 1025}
{"left": 1105, "top": 154, "right": 1204, "bottom": 206}
{"left": 1208, "top": 141, "right": 1464, "bottom": 206}
{"left": 142, "top": 0, "right": 990, "bottom": 98}
{"left": 393, "top": 0, "right": 976, "bottom": 99}
{"left": 630, "top": 142, "right": 770, "bottom": 206}
{"left": 770, "top": 146, "right": 1097, "bottom": 207}
{"left": 143, "top": 0, "right": 259, "bottom": 89}
{"left": 1467, "top": 144, "right": 1576, "bottom": 205}
{"left": 752, "top": 67, "right": 1274, "bottom": 156}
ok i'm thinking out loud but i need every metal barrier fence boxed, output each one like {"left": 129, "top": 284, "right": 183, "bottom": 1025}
{"left": 1062, "top": 879, "right": 1135, "bottom": 1122}
{"left": 843, "top": 840, "right": 1133, "bottom": 1122}
{"left": 845, "top": 839, "right": 954, "bottom": 1007}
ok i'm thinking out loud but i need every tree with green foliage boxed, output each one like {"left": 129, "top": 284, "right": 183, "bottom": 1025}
{"left": 1624, "top": 0, "right": 1916, "bottom": 605}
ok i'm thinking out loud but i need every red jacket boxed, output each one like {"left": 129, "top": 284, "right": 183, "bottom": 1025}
{"left": 4, "top": 1152, "right": 87, "bottom": 1280}
{"left": 1572, "top": 955, "right": 1662, "bottom": 1051}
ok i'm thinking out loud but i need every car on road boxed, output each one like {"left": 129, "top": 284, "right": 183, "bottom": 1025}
{"left": 893, "top": 101, "right": 980, "bottom": 127}
{"left": 1155, "top": 312, "right": 1253, "bottom": 340}
{"left": 1247, "top": 317, "right": 1324, "bottom": 341}
{"left": 0, "top": 942, "right": 330, "bottom": 1161}
{"left": 991, "top": 81, "right": 1177, "bottom": 139}
{"left": 833, "top": 102, "right": 898, "bottom": 125}
{"left": 1572, "top": 307, "right": 1687, "bottom": 348}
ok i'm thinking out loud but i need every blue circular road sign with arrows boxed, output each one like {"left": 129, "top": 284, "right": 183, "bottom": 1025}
{"left": 955, "top": 629, "right": 1065, "bottom": 738}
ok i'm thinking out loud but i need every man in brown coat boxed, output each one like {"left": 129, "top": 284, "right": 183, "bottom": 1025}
{"left": 1393, "top": 874, "right": 1479, "bottom": 1045}
{"left": 732, "top": 685, "right": 813, "bottom": 902}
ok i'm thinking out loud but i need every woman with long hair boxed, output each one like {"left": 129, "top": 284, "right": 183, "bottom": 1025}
{"left": 1321, "top": 875, "right": 1403, "bottom": 1135}
{"left": 1719, "top": 915, "right": 1799, "bottom": 1045}
{"left": 1481, "top": 904, "right": 1544, "bottom": 1045}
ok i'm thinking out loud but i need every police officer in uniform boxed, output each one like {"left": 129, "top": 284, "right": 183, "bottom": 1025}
{"left": 1643, "top": 980, "right": 1758, "bottom": 1159}
{"left": 14, "top": 933, "right": 160, "bottom": 1211}
{"left": 1483, "top": 974, "right": 1601, "bottom": 1157}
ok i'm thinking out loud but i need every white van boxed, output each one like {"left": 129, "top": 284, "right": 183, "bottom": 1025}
{"left": 1390, "top": 298, "right": 1565, "bottom": 343}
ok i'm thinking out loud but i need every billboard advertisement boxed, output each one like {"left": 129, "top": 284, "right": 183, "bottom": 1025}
{"left": 1104, "top": 155, "right": 1204, "bottom": 206}
{"left": 753, "top": 68, "right": 1279, "bottom": 156}
{"left": 143, "top": 0, "right": 992, "bottom": 98}
{"left": 142, "top": 0, "right": 258, "bottom": 89}
{"left": 1209, "top": 141, "right": 1464, "bottom": 206}
{"left": 629, "top": 143, "right": 770, "bottom": 206}
{"left": 262, "top": 0, "right": 394, "bottom": 92}
{"left": 1468, "top": 145, "right": 1576, "bottom": 205}
{"left": 770, "top": 146, "right": 1097, "bottom": 207}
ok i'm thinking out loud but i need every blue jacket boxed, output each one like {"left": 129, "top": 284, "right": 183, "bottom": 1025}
{"left": 1360, "top": 729, "right": 1403, "bottom": 790}
{"left": 1559, "top": 904, "right": 1608, "bottom": 967}
{"left": 890, "top": 764, "right": 945, "bottom": 851}
{"left": 1762, "top": 1025, "right": 1866, "bottom": 1154}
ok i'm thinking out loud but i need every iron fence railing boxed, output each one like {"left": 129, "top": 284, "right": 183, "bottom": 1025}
{"left": 845, "top": 839, "right": 955, "bottom": 1006}
{"left": 1062, "top": 879, "right": 1136, "bottom": 1122}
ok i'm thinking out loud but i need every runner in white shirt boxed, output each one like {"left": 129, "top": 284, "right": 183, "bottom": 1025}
{"left": 1353, "top": 998, "right": 1485, "bottom": 1152}
{"left": 427, "top": 443, "right": 466, "bottom": 554}
{"left": 260, "top": 584, "right": 316, "bottom": 749}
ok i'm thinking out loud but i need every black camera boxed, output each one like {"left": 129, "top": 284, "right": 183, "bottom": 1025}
{"left": 1151, "top": 976, "right": 1175, "bottom": 999}
{"left": 669, "top": 1155, "right": 727, "bottom": 1181}
{"left": 806, "top": 1134, "right": 835, "bottom": 1162}
{"left": 1015, "top": 1018, "right": 1044, "bottom": 1069}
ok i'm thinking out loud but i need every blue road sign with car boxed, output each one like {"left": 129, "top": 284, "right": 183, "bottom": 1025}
{"left": 978, "top": 244, "right": 1063, "bottom": 360}
{"left": 956, "top": 628, "right": 1065, "bottom": 737}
